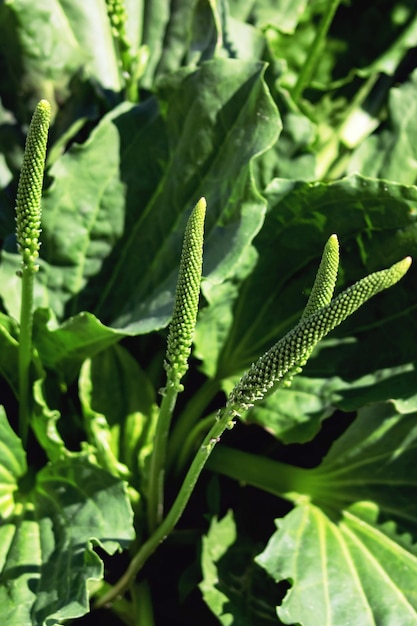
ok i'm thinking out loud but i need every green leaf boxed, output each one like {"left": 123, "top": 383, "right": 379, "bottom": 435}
{"left": 307, "top": 400, "right": 417, "bottom": 525}
{"left": 253, "top": 86, "right": 317, "bottom": 187}
{"left": 0, "top": 408, "right": 134, "bottom": 625}
{"left": 0, "top": 58, "right": 279, "bottom": 334}
{"left": 194, "top": 245, "right": 258, "bottom": 379}
{"left": 255, "top": 400, "right": 417, "bottom": 625}
{"left": 102, "top": 58, "right": 279, "bottom": 332}
{"left": 266, "top": 2, "right": 417, "bottom": 92}
{"left": 256, "top": 499, "right": 417, "bottom": 626}
{"left": 32, "top": 309, "right": 126, "bottom": 383}
{"left": 243, "top": 375, "right": 337, "bottom": 444}
{"left": 0, "top": 313, "right": 20, "bottom": 396}
{"left": 0, "top": 0, "right": 122, "bottom": 113}
{"left": 200, "top": 510, "right": 237, "bottom": 626}
{"left": 244, "top": 363, "right": 417, "bottom": 444}
{"left": 229, "top": 0, "right": 309, "bottom": 34}
{"left": 200, "top": 510, "right": 281, "bottom": 626}
{"left": 348, "top": 69, "right": 417, "bottom": 185}
{"left": 140, "top": 0, "right": 221, "bottom": 88}
{"left": 79, "top": 343, "right": 157, "bottom": 490}
{"left": 0, "top": 406, "right": 26, "bottom": 519}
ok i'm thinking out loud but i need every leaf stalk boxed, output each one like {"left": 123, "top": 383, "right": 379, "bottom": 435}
{"left": 292, "top": 0, "right": 343, "bottom": 103}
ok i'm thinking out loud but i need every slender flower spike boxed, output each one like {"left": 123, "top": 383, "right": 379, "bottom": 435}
{"left": 165, "top": 198, "right": 206, "bottom": 388}
{"left": 15, "top": 99, "right": 51, "bottom": 274}
{"left": 106, "top": 0, "right": 130, "bottom": 56}
{"left": 301, "top": 234, "right": 339, "bottom": 320}
{"left": 227, "top": 247, "right": 411, "bottom": 413}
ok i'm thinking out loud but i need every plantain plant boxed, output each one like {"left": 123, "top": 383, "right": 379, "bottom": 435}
{"left": 3, "top": 0, "right": 417, "bottom": 624}
{"left": 2, "top": 97, "right": 413, "bottom": 624}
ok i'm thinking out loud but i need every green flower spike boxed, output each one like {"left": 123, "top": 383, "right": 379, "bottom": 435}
{"left": 148, "top": 198, "right": 206, "bottom": 532}
{"left": 165, "top": 197, "right": 206, "bottom": 389}
{"left": 16, "top": 99, "right": 51, "bottom": 274}
{"left": 301, "top": 233, "right": 339, "bottom": 320}
{"left": 15, "top": 99, "right": 51, "bottom": 445}
{"left": 227, "top": 237, "right": 411, "bottom": 413}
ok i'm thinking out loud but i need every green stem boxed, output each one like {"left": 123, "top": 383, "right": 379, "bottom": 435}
{"left": 95, "top": 406, "right": 238, "bottom": 608}
{"left": 206, "top": 446, "right": 352, "bottom": 511}
{"left": 292, "top": 0, "right": 342, "bottom": 103}
{"left": 91, "top": 581, "right": 135, "bottom": 625}
{"left": 315, "top": 73, "right": 380, "bottom": 179}
{"left": 131, "top": 580, "right": 155, "bottom": 626}
{"left": 174, "top": 413, "right": 217, "bottom": 476}
{"left": 147, "top": 381, "right": 179, "bottom": 532}
{"left": 206, "top": 445, "right": 311, "bottom": 502}
{"left": 167, "top": 378, "right": 220, "bottom": 470}
{"left": 18, "top": 269, "right": 35, "bottom": 445}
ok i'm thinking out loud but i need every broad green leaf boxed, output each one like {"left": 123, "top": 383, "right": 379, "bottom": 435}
{"left": 0, "top": 314, "right": 68, "bottom": 461}
{"left": 0, "top": 409, "right": 134, "bottom": 625}
{"left": 244, "top": 363, "right": 417, "bottom": 444}
{"left": 306, "top": 400, "right": 417, "bottom": 527}
{"left": 79, "top": 343, "right": 158, "bottom": 492}
{"left": 102, "top": 58, "right": 279, "bottom": 332}
{"left": 200, "top": 510, "right": 237, "bottom": 626}
{"left": 200, "top": 510, "right": 282, "bottom": 626}
{"left": 32, "top": 309, "right": 126, "bottom": 383}
{"left": 0, "top": 59, "right": 279, "bottom": 333}
{"left": 348, "top": 69, "right": 417, "bottom": 185}
{"left": 256, "top": 499, "right": 417, "bottom": 626}
{"left": 229, "top": 0, "right": 309, "bottom": 34}
{"left": 0, "top": 313, "right": 20, "bottom": 396}
{"left": 255, "top": 400, "right": 417, "bottom": 625}
{"left": 0, "top": 406, "right": 26, "bottom": 519}
{"left": 0, "top": 0, "right": 122, "bottom": 113}
{"left": 220, "top": 15, "right": 265, "bottom": 62}
{"left": 195, "top": 245, "right": 258, "bottom": 379}
{"left": 142, "top": 0, "right": 220, "bottom": 85}
{"left": 137, "top": 0, "right": 221, "bottom": 88}
{"left": 214, "top": 175, "right": 417, "bottom": 382}
{"left": 0, "top": 101, "right": 20, "bottom": 237}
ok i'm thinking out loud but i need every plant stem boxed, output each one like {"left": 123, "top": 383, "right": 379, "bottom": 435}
{"left": 95, "top": 406, "right": 238, "bottom": 608}
{"left": 91, "top": 581, "right": 135, "bottom": 625}
{"left": 167, "top": 378, "right": 220, "bottom": 470}
{"left": 206, "top": 444, "right": 310, "bottom": 501}
{"left": 292, "top": 0, "right": 342, "bottom": 103}
{"left": 131, "top": 580, "right": 155, "bottom": 626}
{"left": 147, "top": 381, "right": 179, "bottom": 532}
{"left": 18, "top": 269, "right": 34, "bottom": 445}
{"left": 174, "top": 413, "right": 217, "bottom": 476}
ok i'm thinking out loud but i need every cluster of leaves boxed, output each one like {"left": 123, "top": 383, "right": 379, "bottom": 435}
{"left": 1, "top": 1, "right": 417, "bottom": 624}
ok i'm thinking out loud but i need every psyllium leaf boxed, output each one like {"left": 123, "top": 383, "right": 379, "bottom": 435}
{"left": 15, "top": 99, "right": 51, "bottom": 273}
{"left": 228, "top": 246, "right": 411, "bottom": 412}
{"left": 165, "top": 197, "right": 206, "bottom": 386}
